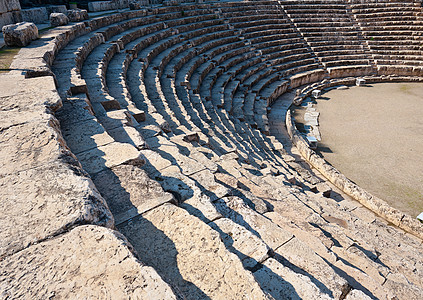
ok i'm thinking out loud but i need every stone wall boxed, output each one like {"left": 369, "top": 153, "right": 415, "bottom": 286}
{"left": 88, "top": 0, "right": 129, "bottom": 11}
{"left": 0, "top": 0, "right": 21, "bottom": 29}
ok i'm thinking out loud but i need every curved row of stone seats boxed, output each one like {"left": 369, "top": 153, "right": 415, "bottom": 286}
{"left": 202, "top": 27, "right": 322, "bottom": 134}
{"left": 280, "top": 0, "right": 375, "bottom": 77}
{"left": 7, "top": 0, "right": 423, "bottom": 298}
{"left": 51, "top": 5, "right": 289, "bottom": 298}
{"left": 59, "top": 5, "right": 340, "bottom": 298}
{"left": 350, "top": 0, "right": 423, "bottom": 74}
{"left": 0, "top": 12, "right": 187, "bottom": 297}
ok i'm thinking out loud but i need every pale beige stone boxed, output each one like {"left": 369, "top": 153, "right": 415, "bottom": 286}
{"left": 0, "top": 225, "right": 176, "bottom": 299}
{"left": 0, "top": 118, "right": 75, "bottom": 176}
{"left": 92, "top": 165, "right": 175, "bottom": 225}
{"left": 345, "top": 289, "right": 372, "bottom": 300}
{"left": 76, "top": 142, "right": 145, "bottom": 174}
{"left": 61, "top": 119, "right": 114, "bottom": 154}
{"left": 118, "top": 203, "right": 269, "bottom": 300}
{"left": 254, "top": 258, "right": 332, "bottom": 300}
{"left": 0, "top": 162, "right": 113, "bottom": 259}
{"left": 209, "top": 218, "right": 271, "bottom": 269}
{"left": 180, "top": 194, "right": 223, "bottom": 223}
{"left": 215, "top": 196, "right": 293, "bottom": 249}
{"left": 108, "top": 126, "right": 147, "bottom": 150}
{"left": 0, "top": 75, "right": 61, "bottom": 112}
{"left": 275, "top": 237, "right": 349, "bottom": 299}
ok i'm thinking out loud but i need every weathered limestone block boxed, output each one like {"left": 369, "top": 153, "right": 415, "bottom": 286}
{"left": 60, "top": 119, "right": 114, "bottom": 154}
{"left": 108, "top": 126, "right": 147, "bottom": 150}
{"left": 55, "top": 95, "right": 95, "bottom": 127}
{"left": 0, "top": 0, "right": 21, "bottom": 13}
{"left": 129, "top": 1, "right": 144, "bottom": 10}
{"left": 254, "top": 258, "right": 333, "bottom": 300}
{"left": 0, "top": 162, "right": 113, "bottom": 259}
{"left": 92, "top": 165, "right": 175, "bottom": 225}
{"left": 0, "top": 225, "right": 176, "bottom": 299}
{"left": 21, "top": 7, "right": 48, "bottom": 24}
{"left": 328, "top": 66, "right": 374, "bottom": 79}
{"left": 209, "top": 218, "right": 271, "bottom": 269}
{"left": 46, "top": 5, "right": 68, "bottom": 15}
{"left": 2, "top": 22, "right": 38, "bottom": 47}
{"left": 163, "top": 0, "right": 179, "bottom": 6}
{"left": 180, "top": 194, "right": 223, "bottom": 223}
{"left": 215, "top": 196, "right": 294, "bottom": 249}
{"left": 118, "top": 203, "right": 269, "bottom": 299}
{"left": 0, "top": 75, "right": 62, "bottom": 111}
{"left": 289, "top": 69, "right": 326, "bottom": 89}
{"left": 0, "top": 117, "right": 75, "bottom": 177}
{"left": 88, "top": 0, "right": 129, "bottom": 12}
{"left": 75, "top": 142, "right": 145, "bottom": 174}
{"left": 275, "top": 237, "right": 350, "bottom": 299}
{"left": 67, "top": 9, "right": 89, "bottom": 22}
{"left": 50, "top": 13, "right": 69, "bottom": 27}
{"left": 345, "top": 289, "right": 372, "bottom": 300}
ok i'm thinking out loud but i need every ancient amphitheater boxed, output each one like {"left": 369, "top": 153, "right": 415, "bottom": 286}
{"left": 1, "top": 0, "right": 423, "bottom": 299}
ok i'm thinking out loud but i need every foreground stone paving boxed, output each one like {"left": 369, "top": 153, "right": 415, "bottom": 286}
{"left": 1, "top": 0, "right": 423, "bottom": 299}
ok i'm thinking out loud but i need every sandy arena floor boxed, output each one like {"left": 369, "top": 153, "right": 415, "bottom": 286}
{"left": 294, "top": 83, "right": 423, "bottom": 217}
{"left": 303, "top": 82, "right": 423, "bottom": 218}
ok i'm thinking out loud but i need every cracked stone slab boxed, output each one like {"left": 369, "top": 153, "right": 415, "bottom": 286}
{"left": 180, "top": 194, "right": 223, "bottom": 223}
{"left": 0, "top": 117, "right": 76, "bottom": 177}
{"left": 0, "top": 225, "right": 176, "bottom": 299}
{"left": 61, "top": 119, "right": 114, "bottom": 154}
{"left": 76, "top": 142, "right": 145, "bottom": 175}
{"left": 275, "top": 237, "right": 350, "bottom": 299}
{"left": 118, "top": 203, "right": 269, "bottom": 300}
{"left": 0, "top": 162, "right": 113, "bottom": 259}
{"left": 254, "top": 258, "right": 333, "bottom": 300}
{"left": 0, "top": 75, "right": 62, "bottom": 112}
{"left": 209, "top": 218, "right": 271, "bottom": 270}
{"left": 92, "top": 165, "right": 175, "bottom": 225}
{"left": 55, "top": 95, "right": 96, "bottom": 127}
{"left": 215, "top": 196, "right": 294, "bottom": 250}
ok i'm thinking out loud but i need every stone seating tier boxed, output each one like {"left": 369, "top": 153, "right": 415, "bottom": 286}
{"left": 3, "top": 0, "right": 423, "bottom": 299}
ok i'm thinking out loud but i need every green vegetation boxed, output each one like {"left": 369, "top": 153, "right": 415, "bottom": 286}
{"left": 0, "top": 46, "right": 20, "bottom": 73}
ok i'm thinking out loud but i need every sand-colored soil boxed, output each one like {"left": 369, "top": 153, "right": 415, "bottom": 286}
{"left": 313, "top": 82, "right": 423, "bottom": 217}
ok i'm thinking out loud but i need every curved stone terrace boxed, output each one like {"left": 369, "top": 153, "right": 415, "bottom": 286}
{"left": 1, "top": 0, "right": 423, "bottom": 299}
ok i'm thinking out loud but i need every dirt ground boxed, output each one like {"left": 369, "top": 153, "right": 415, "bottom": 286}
{"left": 310, "top": 82, "right": 423, "bottom": 218}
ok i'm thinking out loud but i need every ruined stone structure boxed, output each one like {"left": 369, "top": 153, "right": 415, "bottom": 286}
{"left": 1, "top": 0, "right": 423, "bottom": 299}
{"left": 0, "top": 0, "right": 21, "bottom": 28}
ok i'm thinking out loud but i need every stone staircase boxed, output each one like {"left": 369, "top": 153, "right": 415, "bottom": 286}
{"left": 2, "top": 0, "right": 423, "bottom": 299}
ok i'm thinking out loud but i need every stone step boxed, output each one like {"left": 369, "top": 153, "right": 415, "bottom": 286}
{"left": 0, "top": 225, "right": 177, "bottom": 299}
{"left": 117, "top": 203, "right": 270, "bottom": 299}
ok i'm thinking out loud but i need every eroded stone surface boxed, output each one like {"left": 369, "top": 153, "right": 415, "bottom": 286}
{"left": 118, "top": 203, "right": 269, "bottom": 300}
{"left": 215, "top": 196, "right": 294, "bottom": 249}
{"left": 0, "top": 225, "right": 176, "bottom": 299}
{"left": 92, "top": 165, "right": 174, "bottom": 225}
{"left": 209, "top": 218, "right": 271, "bottom": 269}
{"left": 50, "top": 13, "right": 69, "bottom": 27}
{"left": 0, "top": 75, "right": 62, "bottom": 112}
{"left": 275, "top": 237, "right": 349, "bottom": 299}
{"left": 0, "top": 162, "right": 113, "bottom": 259}
{"left": 76, "top": 142, "right": 145, "bottom": 174}
{"left": 2, "top": 22, "right": 38, "bottom": 47}
{"left": 254, "top": 258, "right": 332, "bottom": 300}
{"left": 0, "top": 117, "right": 75, "bottom": 176}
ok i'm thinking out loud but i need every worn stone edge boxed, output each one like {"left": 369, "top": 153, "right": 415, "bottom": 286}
{"left": 285, "top": 76, "right": 423, "bottom": 241}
